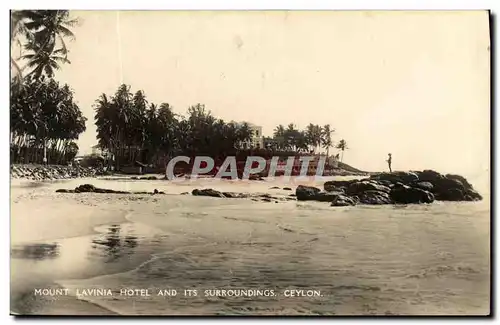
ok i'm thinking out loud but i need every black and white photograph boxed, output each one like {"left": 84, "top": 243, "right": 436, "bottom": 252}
{"left": 9, "top": 9, "right": 491, "bottom": 316}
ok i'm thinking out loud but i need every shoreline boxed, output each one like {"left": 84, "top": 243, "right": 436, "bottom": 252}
{"left": 10, "top": 172, "right": 490, "bottom": 315}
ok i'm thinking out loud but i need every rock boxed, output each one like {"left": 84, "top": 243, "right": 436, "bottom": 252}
{"left": 323, "top": 180, "right": 355, "bottom": 192}
{"left": 445, "top": 174, "right": 473, "bottom": 191}
{"left": 312, "top": 191, "right": 345, "bottom": 202}
{"left": 283, "top": 187, "right": 292, "bottom": 190}
{"left": 414, "top": 181, "right": 434, "bottom": 191}
{"left": 377, "top": 180, "right": 393, "bottom": 187}
{"left": 370, "top": 171, "right": 419, "bottom": 185}
{"left": 358, "top": 190, "right": 392, "bottom": 205}
{"left": 269, "top": 186, "right": 280, "bottom": 189}
{"left": 465, "top": 189, "right": 483, "bottom": 201}
{"left": 330, "top": 194, "right": 357, "bottom": 207}
{"left": 140, "top": 176, "right": 158, "bottom": 180}
{"left": 131, "top": 176, "right": 138, "bottom": 180}
{"left": 295, "top": 185, "right": 322, "bottom": 201}
{"left": 192, "top": 188, "right": 225, "bottom": 198}
{"left": 390, "top": 185, "right": 434, "bottom": 204}
{"left": 435, "top": 188, "right": 465, "bottom": 201}
{"left": 261, "top": 198, "right": 272, "bottom": 202}
{"left": 223, "top": 192, "right": 250, "bottom": 199}
{"left": 55, "top": 189, "right": 75, "bottom": 193}
{"left": 346, "top": 181, "right": 391, "bottom": 196}
{"left": 289, "top": 194, "right": 296, "bottom": 197}
{"left": 431, "top": 178, "right": 466, "bottom": 200}
{"left": 415, "top": 170, "right": 445, "bottom": 183}
{"left": 153, "top": 189, "right": 159, "bottom": 194}
{"left": 180, "top": 192, "right": 189, "bottom": 195}
{"left": 75, "top": 184, "right": 97, "bottom": 193}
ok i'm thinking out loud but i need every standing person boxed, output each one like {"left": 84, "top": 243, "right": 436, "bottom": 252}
{"left": 387, "top": 153, "right": 392, "bottom": 173}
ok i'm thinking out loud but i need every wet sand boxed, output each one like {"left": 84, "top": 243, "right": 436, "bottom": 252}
{"left": 10, "top": 175, "right": 490, "bottom": 315}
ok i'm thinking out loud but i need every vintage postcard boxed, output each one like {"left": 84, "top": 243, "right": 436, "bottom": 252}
{"left": 10, "top": 10, "right": 490, "bottom": 316}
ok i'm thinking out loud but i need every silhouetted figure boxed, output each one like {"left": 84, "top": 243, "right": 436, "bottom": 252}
{"left": 387, "top": 153, "right": 392, "bottom": 173}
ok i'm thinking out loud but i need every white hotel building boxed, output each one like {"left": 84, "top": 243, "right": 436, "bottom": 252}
{"left": 232, "top": 121, "right": 264, "bottom": 149}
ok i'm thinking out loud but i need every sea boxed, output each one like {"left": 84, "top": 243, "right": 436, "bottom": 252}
{"left": 10, "top": 173, "right": 491, "bottom": 315}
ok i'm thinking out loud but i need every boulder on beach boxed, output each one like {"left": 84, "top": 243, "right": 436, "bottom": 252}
{"left": 414, "top": 181, "right": 434, "bottom": 191}
{"left": 56, "top": 184, "right": 163, "bottom": 195}
{"left": 283, "top": 187, "right": 292, "bottom": 191}
{"left": 357, "top": 190, "right": 392, "bottom": 205}
{"left": 346, "top": 181, "right": 391, "bottom": 196}
{"left": 445, "top": 174, "right": 474, "bottom": 191}
{"left": 390, "top": 185, "right": 435, "bottom": 204}
{"left": 192, "top": 188, "right": 226, "bottom": 198}
{"left": 414, "top": 170, "right": 445, "bottom": 183}
{"left": 295, "top": 185, "right": 344, "bottom": 202}
{"left": 222, "top": 192, "right": 251, "bottom": 199}
{"left": 295, "top": 185, "right": 321, "bottom": 201}
{"left": 370, "top": 171, "right": 419, "bottom": 185}
{"left": 55, "top": 189, "right": 75, "bottom": 193}
{"left": 330, "top": 194, "right": 357, "bottom": 207}
{"left": 323, "top": 180, "right": 355, "bottom": 192}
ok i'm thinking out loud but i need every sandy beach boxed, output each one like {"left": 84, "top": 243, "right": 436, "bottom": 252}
{"left": 9, "top": 173, "right": 490, "bottom": 316}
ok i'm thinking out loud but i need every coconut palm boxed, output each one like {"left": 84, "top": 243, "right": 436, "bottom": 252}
{"left": 22, "top": 47, "right": 71, "bottom": 80}
{"left": 336, "top": 139, "right": 349, "bottom": 162}
{"left": 11, "top": 10, "right": 78, "bottom": 81}
{"left": 10, "top": 77, "right": 86, "bottom": 164}
{"left": 321, "top": 124, "right": 334, "bottom": 157}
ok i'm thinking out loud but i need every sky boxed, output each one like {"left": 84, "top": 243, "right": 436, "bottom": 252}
{"left": 52, "top": 10, "right": 490, "bottom": 176}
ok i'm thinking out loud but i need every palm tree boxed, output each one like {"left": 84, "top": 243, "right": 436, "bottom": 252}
{"left": 336, "top": 139, "right": 348, "bottom": 162}
{"left": 22, "top": 47, "right": 70, "bottom": 80}
{"left": 273, "top": 124, "right": 286, "bottom": 150}
{"left": 321, "top": 124, "right": 334, "bottom": 157}
{"left": 11, "top": 10, "right": 78, "bottom": 81}
{"left": 11, "top": 77, "right": 86, "bottom": 164}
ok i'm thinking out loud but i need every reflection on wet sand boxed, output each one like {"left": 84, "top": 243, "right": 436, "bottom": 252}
{"left": 11, "top": 243, "right": 59, "bottom": 260}
{"left": 90, "top": 225, "right": 138, "bottom": 262}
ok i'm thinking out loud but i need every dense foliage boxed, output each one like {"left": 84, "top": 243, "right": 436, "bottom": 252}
{"left": 11, "top": 10, "right": 77, "bottom": 82}
{"left": 10, "top": 78, "right": 86, "bottom": 164}
{"left": 268, "top": 123, "right": 335, "bottom": 155}
{"left": 94, "top": 84, "right": 351, "bottom": 169}
{"left": 94, "top": 85, "right": 255, "bottom": 169}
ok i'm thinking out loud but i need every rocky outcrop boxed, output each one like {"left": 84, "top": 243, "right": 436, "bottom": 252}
{"left": 346, "top": 181, "right": 391, "bottom": 196}
{"left": 358, "top": 190, "right": 392, "bottom": 205}
{"left": 323, "top": 180, "right": 354, "bottom": 192}
{"left": 316, "top": 170, "right": 481, "bottom": 206}
{"left": 330, "top": 194, "right": 357, "bottom": 207}
{"left": 370, "top": 171, "right": 419, "bottom": 184}
{"left": 295, "top": 185, "right": 322, "bottom": 201}
{"left": 11, "top": 164, "right": 107, "bottom": 181}
{"left": 56, "top": 184, "right": 164, "bottom": 195}
{"left": 390, "top": 185, "right": 435, "bottom": 204}
{"left": 178, "top": 170, "right": 481, "bottom": 207}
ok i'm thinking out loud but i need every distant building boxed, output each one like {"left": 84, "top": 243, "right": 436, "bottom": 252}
{"left": 232, "top": 121, "right": 264, "bottom": 149}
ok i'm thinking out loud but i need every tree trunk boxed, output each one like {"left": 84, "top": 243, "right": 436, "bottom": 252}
{"left": 43, "top": 139, "right": 47, "bottom": 165}
{"left": 341, "top": 150, "right": 344, "bottom": 163}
